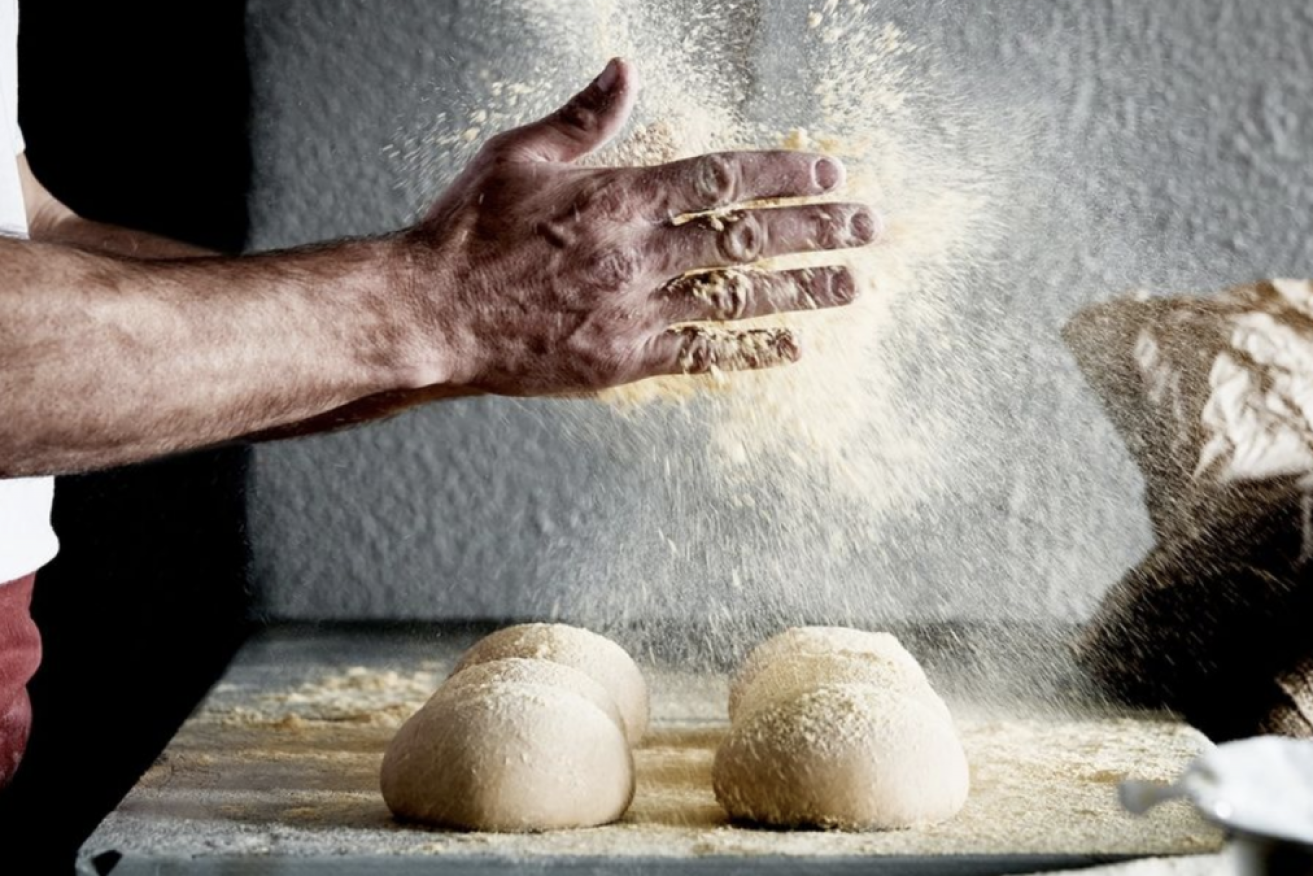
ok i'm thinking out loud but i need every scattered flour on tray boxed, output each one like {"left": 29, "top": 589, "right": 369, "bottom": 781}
{"left": 101, "top": 659, "right": 1222, "bottom": 860}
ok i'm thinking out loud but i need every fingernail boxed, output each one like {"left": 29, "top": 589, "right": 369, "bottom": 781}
{"left": 849, "top": 207, "right": 880, "bottom": 243}
{"left": 596, "top": 58, "right": 622, "bottom": 93}
{"left": 813, "top": 157, "right": 843, "bottom": 191}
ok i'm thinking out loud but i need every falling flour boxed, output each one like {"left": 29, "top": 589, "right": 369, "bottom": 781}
{"left": 389, "top": 0, "right": 1030, "bottom": 669}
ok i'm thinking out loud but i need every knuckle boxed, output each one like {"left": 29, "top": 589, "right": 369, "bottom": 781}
{"left": 718, "top": 272, "right": 752, "bottom": 319}
{"left": 477, "top": 129, "right": 540, "bottom": 167}
{"left": 815, "top": 204, "right": 877, "bottom": 246}
{"left": 723, "top": 274, "right": 750, "bottom": 318}
{"left": 695, "top": 155, "right": 737, "bottom": 203}
{"left": 556, "top": 101, "right": 602, "bottom": 139}
{"left": 718, "top": 214, "right": 764, "bottom": 263}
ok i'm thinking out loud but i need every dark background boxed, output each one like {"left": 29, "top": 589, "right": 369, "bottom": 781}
{"left": 1, "top": 2, "right": 252, "bottom": 872}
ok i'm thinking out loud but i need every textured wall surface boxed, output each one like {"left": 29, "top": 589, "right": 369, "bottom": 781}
{"left": 245, "top": 0, "right": 1313, "bottom": 629}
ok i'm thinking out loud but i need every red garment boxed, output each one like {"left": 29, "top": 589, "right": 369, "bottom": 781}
{"left": 0, "top": 573, "right": 39, "bottom": 790}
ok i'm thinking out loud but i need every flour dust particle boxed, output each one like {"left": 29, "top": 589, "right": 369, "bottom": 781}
{"left": 390, "top": 1, "right": 1050, "bottom": 675}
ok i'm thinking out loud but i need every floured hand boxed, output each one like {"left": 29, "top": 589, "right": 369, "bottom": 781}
{"left": 398, "top": 58, "right": 880, "bottom": 396}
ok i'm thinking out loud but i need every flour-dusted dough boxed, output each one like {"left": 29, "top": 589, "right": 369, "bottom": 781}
{"left": 717, "top": 627, "right": 968, "bottom": 830}
{"left": 714, "top": 683, "right": 969, "bottom": 830}
{"left": 731, "top": 649, "right": 950, "bottom": 724}
{"left": 728, "top": 626, "right": 924, "bottom": 719}
{"left": 380, "top": 675, "right": 634, "bottom": 831}
{"left": 453, "top": 623, "right": 649, "bottom": 742}
{"left": 439, "top": 657, "right": 626, "bottom": 733}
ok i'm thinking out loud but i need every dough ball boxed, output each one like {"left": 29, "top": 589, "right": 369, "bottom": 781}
{"left": 713, "top": 683, "right": 969, "bottom": 830}
{"left": 731, "top": 649, "right": 949, "bottom": 724}
{"left": 439, "top": 657, "right": 625, "bottom": 733}
{"left": 381, "top": 679, "right": 634, "bottom": 831}
{"left": 729, "top": 627, "right": 924, "bottom": 719}
{"left": 453, "top": 623, "right": 649, "bottom": 742}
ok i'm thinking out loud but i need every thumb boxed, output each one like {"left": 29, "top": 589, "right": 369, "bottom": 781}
{"left": 498, "top": 58, "right": 637, "bottom": 164}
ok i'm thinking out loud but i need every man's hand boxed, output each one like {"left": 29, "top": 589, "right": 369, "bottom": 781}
{"left": 399, "top": 58, "right": 879, "bottom": 396}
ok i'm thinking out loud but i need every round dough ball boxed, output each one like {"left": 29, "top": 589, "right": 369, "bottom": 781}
{"left": 453, "top": 623, "right": 649, "bottom": 742}
{"left": 713, "top": 683, "right": 969, "bottom": 830}
{"left": 731, "top": 650, "right": 949, "bottom": 724}
{"left": 438, "top": 657, "right": 626, "bottom": 733}
{"left": 381, "top": 680, "right": 634, "bottom": 831}
{"left": 729, "top": 627, "right": 924, "bottom": 719}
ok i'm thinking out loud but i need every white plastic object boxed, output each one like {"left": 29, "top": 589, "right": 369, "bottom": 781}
{"left": 1120, "top": 736, "right": 1313, "bottom": 846}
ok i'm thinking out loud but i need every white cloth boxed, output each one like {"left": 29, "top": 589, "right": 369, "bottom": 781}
{"left": 0, "top": 0, "right": 58, "bottom": 582}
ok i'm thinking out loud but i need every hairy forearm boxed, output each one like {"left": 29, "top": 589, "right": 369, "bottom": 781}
{"left": 37, "top": 215, "right": 216, "bottom": 259}
{"left": 0, "top": 235, "right": 429, "bottom": 476}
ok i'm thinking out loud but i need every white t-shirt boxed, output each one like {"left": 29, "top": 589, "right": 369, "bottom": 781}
{"left": 0, "top": 0, "right": 58, "bottom": 583}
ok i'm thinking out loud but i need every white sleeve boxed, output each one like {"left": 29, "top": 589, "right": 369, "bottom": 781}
{"left": 14, "top": 121, "right": 22, "bottom": 156}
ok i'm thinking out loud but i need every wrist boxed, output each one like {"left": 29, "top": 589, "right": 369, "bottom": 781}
{"left": 376, "top": 232, "right": 458, "bottom": 391}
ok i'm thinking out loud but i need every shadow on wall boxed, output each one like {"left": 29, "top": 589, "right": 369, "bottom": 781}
{"left": 0, "top": 2, "right": 252, "bottom": 872}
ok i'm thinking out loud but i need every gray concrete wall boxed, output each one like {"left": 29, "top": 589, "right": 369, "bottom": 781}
{"left": 243, "top": 0, "right": 1313, "bottom": 634}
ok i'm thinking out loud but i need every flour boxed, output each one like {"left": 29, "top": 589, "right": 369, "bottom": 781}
{"left": 599, "top": 10, "right": 998, "bottom": 523}
{"left": 391, "top": 0, "right": 1024, "bottom": 669}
